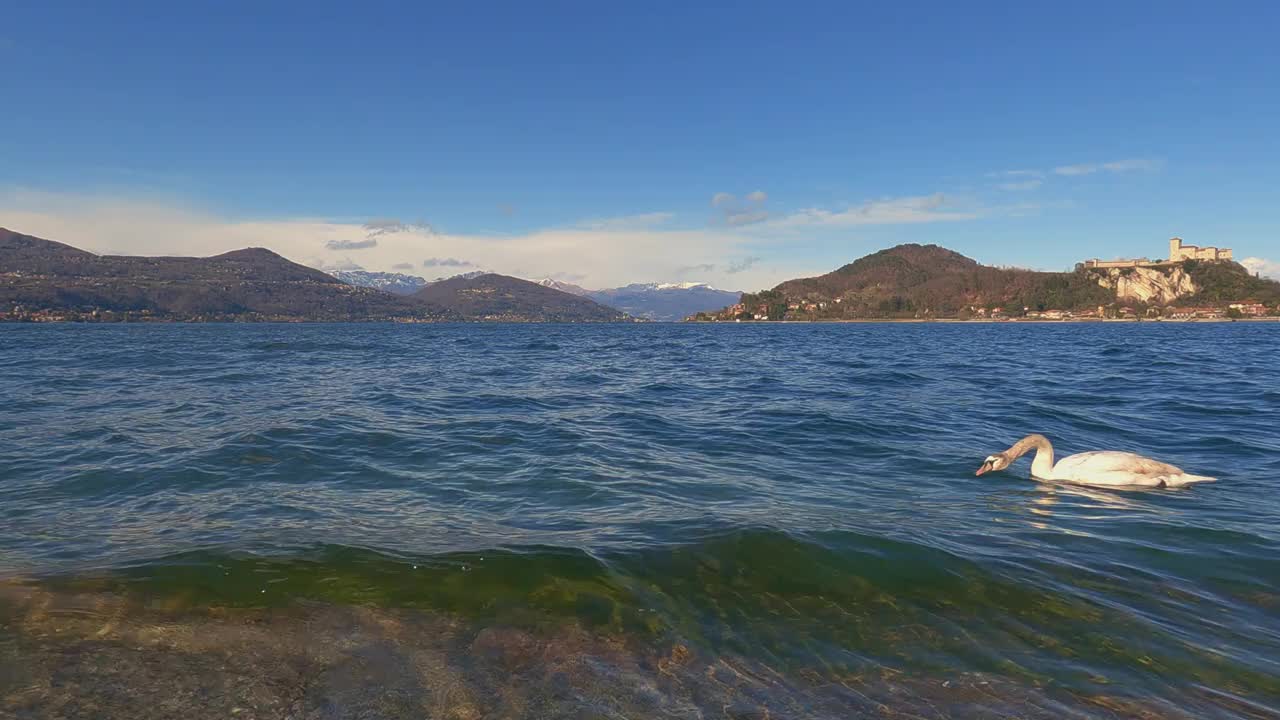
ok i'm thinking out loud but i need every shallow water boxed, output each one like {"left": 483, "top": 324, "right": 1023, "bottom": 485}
{"left": 1, "top": 322, "right": 1278, "bottom": 718}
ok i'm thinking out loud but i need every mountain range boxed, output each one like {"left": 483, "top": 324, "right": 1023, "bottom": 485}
{"left": 0, "top": 228, "right": 430, "bottom": 321}
{"left": 534, "top": 279, "right": 742, "bottom": 321}
{"left": 0, "top": 228, "right": 630, "bottom": 322}
{"left": 327, "top": 270, "right": 431, "bottom": 296}
{"left": 7, "top": 228, "right": 1274, "bottom": 324}
{"left": 415, "top": 274, "right": 628, "bottom": 322}
{"left": 327, "top": 269, "right": 741, "bottom": 321}
{"left": 697, "top": 244, "right": 1280, "bottom": 320}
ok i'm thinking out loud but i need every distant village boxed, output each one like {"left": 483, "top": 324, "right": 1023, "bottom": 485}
{"left": 960, "top": 301, "right": 1268, "bottom": 322}
{"left": 722, "top": 300, "right": 1272, "bottom": 323}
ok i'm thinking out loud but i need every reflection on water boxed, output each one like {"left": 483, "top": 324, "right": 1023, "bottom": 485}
{"left": 1, "top": 322, "right": 1279, "bottom": 718}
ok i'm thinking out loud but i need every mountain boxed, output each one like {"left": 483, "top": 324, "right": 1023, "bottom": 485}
{"left": 536, "top": 278, "right": 590, "bottom": 295}
{"left": 586, "top": 282, "right": 742, "bottom": 322}
{"left": 414, "top": 273, "right": 632, "bottom": 322}
{"left": 532, "top": 278, "right": 740, "bottom": 321}
{"left": 696, "top": 243, "right": 1280, "bottom": 320}
{"left": 330, "top": 269, "right": 429, "bottom": 295}
{"left": 0, "top": 228, "right": 449, "bottom": 321}
{"left": 431, "top": 270, "right": 488, "bottom": 283}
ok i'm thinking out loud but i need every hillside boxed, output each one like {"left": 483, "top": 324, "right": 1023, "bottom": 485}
{"left": 1181, "top": 259, "right": 1280, "bottom": 305}
{"left": 414, "top": 273, "right": 632, "bottom": 322}
{"left": 698, "top": 244, "right": 1280, "bottom": 320}
{"left": 0, "top": 228, "right": 450, "bottom": 321}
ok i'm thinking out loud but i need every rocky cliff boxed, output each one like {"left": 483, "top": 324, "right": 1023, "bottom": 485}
{"left": 1089, "top": 266, "right": 1196, "bottom": 304}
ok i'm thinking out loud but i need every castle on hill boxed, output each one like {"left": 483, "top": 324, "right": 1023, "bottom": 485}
{"left": 1083, "top": 237, "right": 1232, "bottom": 269}
{"left": 1167, "top": 237, "right": 1232, "bottom": 262}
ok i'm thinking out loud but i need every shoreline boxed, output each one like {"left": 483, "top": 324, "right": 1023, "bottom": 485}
{"left": 695, "top": 316, "right": 1280, "bottom": 324}
{"left": 3, "top": 316, "right": 1278, "bottom": 325}
{"left": 0, "top": 580, "right": 1244, "bottom": 720}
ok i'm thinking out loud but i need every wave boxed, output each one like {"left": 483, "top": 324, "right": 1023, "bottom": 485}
{"left": 4, "top": 322, "right": 1280, "bottom": 718}
{"left": 16, "top": 529, "right": 1275, "bottom": 697}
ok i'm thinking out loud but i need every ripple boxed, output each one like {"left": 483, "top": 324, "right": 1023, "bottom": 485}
{"left": 1, "top": 321, "right": 1278, "bottom": 717}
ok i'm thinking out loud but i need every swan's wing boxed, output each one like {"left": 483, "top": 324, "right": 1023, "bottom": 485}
{"left": 1054, "top": 451, "right": 1185, "bottom": 477}
{"left": 1049, "top": 452, "right": 1213, "bottom": 488}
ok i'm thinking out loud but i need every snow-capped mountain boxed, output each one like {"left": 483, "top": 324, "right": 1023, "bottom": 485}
{"left": 332, "top": 269, "right": 494, "bottom": 295}
{"left": 535, "top": 277, "right": 741, "bottom": 320}
{"left": 616, "top": 281, "right": 719, "bottom": 292}
{"left": 431, "top": 270, "right": 488, "bottom": 283}
{"left": 328, "top": 270, "right": 429, "bottom": 295}
{"left": 536, "top": 278, "right": 590, "bottom": 295}
{"left": 582, "top": 282, "right": 742, "bottom": 322}
{"left": 333, "top": 270, "right": 739, "bottom": 319}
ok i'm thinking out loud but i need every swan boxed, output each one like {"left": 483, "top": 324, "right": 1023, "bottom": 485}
{"left": 975, "top": 434, "right": 1215, "bottom": 488}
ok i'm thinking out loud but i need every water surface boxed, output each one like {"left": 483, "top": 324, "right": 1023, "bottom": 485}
{"left": 1, "top": 323, "right": 1277, "bottom": 718}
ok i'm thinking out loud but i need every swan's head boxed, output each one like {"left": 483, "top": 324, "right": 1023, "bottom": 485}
{"left": 976, "top": 453, "right": 1011, "bottom": 476}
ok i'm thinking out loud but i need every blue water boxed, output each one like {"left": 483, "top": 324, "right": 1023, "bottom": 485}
{"left": 1, "top": 322, "right": 1278, "bottom": 718}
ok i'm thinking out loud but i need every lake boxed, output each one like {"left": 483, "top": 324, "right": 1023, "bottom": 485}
{"left": 1, "top": 322, "right": 1277, "bottom": 719}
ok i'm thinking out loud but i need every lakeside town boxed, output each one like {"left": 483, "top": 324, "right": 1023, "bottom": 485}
{"left": 697, "top": 238, "right": 1280, "bottom": 323}
{"left": 709, "top": 301, "right": 1277, "bottom": 323}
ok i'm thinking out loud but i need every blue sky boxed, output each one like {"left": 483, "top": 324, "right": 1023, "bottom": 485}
{"left": 2, "top": 1, "right": 1277, "bottom": 288}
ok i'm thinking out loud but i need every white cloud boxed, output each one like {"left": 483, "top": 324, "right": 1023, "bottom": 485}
{"left": 997, "top": 179, "right": 1043, "bottom": 192}
{"left": 726, "top": 210, "right": 768, "bottom": 226}
{"left": 1059, "top": 163, "right": 1100, "bottom": 175}
{"left": 364, "top": 218, "right": 434, "bottom": 237}
{"left": 988, "top": 169, "right": 1044, "bottom": 179}
{"left": 0, "top": 189, "right": 802, "bottom": 292}
{"left": 1241, "top": 257, "right": 1280, "bottom": 280}
{"left": 1053, "top": 158, "right": 1158, "bottom": 176}
{"left": 1053, "top": 164, "right": 1097, "bottom": 176}
{"left": 726, "top": 256, "right": 762, "bottom": 274}
{"left": 315, "top": 257, "right": 364, "bottom": 272}
{"left": 422, "top": 257, "right": 474, "bottom": 268}
{"left": 574, "top": 212, "right": 673, "bottom": 231}
{"left": 0, "top": 188, "right": 1017, "bottom": 292}
{"left": 768, "top": 193, "right": 981, "bottom": 229}
{"left": 711, "top": 191, "right": 769, "bottom": 226}
{"left": 325, "top": 238, "right": 378, "bottom": 250}
{"left": 539, "top": 271, "right": 587, "bottom": 283}
{"left": 1101, "top": 159, "right": 1157, "bottom": 173}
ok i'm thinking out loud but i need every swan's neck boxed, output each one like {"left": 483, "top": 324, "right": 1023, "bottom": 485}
{"left": 1008, "top": 434, "right": 1055, "bottom": 479}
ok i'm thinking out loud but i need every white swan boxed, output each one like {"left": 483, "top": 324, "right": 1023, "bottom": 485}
{"left": 975, "top": 434, "right": 1215, "bottom": 488}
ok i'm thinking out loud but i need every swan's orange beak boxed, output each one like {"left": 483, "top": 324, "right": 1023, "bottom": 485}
{"left": 976, "top": 460, "right": 993, "bottom": 477}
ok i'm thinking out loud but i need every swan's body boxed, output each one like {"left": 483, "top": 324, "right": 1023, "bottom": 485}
{"left": 976, "top": 434, "right": 1215, "bottom": 488}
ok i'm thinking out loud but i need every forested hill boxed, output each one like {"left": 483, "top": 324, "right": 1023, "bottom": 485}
{"left": 698, "top": 244, "right": 1280, "bottom": 320}
{"left": 0, "top": 228, "right": 636, "bottom": 322}
{"left": 0, "top": 227, "right": 447, "bottom": 321}
{"left": 413, "top": 274, "right": 632, "bottom": 322}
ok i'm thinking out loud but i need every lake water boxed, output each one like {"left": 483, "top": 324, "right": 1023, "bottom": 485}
{"left": 1, "top": 322, "right": 1278, "bottom": 719}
